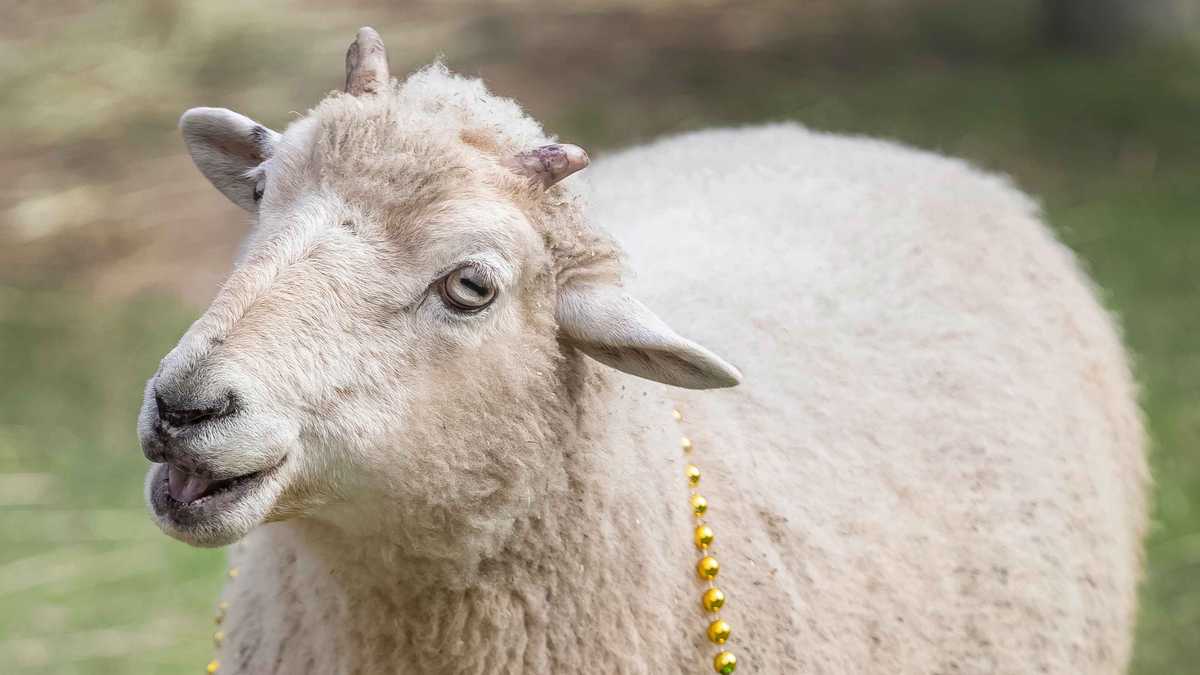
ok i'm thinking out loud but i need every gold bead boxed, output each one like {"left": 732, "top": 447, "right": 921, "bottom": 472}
{"left": 207, "top": 659, "right": 221, "bottom": 673}
{"left": 702, "top": 587, "right": 726, "bottom": 612}
{"left": 227, "top": 567, "right": 239, "bottom": 579}
{"left": 694, "top": 524, "right": 714, "bottom": 549}
{"left": 685, "top": 464, "right": 701, "bottom": 486}
{"left": 689, "top": 494, "right": 708, "bottom": 516}
{"left": 707, "top": 619, "right": 732, "bottom": 644}
{"left": 213, "top": 630, "right": 224, "bottom": 646}
{"left": 672, "top": 409, "right": 683, "bottom": 421}
{"left": 697, "top": 555, "right": 720, "bottom": 580}
{"left": 713, "top": 650, "right": 737, "bottom": 673}
{"left": 217, "top": 601, "right": 230, "bottom": 611}
{"left": 681, "top": 436, "right": 693, "bottom": 453}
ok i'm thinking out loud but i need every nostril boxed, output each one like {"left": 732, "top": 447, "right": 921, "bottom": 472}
{"left": 156, "top": 392, "right": 236, "bottom": 429}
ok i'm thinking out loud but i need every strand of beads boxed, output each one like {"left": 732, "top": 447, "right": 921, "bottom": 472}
{"left": 675, "top": 408, "right": 737, "bottom": 674}
{"left": 206, "top": 566, "right": 238, "bottom": 673}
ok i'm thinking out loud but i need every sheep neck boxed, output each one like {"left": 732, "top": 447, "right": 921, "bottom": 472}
{"left": 219, "top": 360, "right": 694, "bottom": 673}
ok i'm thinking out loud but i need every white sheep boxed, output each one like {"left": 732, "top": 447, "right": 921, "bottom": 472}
{"left": 138, "top": 28, "right": 1147, "bottom": 674}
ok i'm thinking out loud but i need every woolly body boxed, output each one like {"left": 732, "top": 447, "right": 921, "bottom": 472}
{"left": 155, "top": 65, "right": 1145, "bottom": 674}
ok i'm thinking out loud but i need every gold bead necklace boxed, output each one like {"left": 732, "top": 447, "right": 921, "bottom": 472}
{"left": 206, "top": 567, "right": 237, "bottom": 673}
{"left": 202, "top": 414, "right": 742, "bottom": 674}
{"left": 676, "top": 407, "right": 739, "bottom": 674}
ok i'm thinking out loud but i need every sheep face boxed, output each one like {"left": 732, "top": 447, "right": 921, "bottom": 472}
{"left": 138, "top": 33, "right": 739, "bottom": 552}
{"left": 139, "top": 114, "right": 562, "bottom": 550}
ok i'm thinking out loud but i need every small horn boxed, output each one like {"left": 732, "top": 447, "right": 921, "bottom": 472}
{"left": 504, "top": 144, "right": 590, "bottom": 188}
{"left": 345, "top": 26, "right": 390, "bottom": 95}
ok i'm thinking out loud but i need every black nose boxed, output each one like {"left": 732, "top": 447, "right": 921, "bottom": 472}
{"left": 155, "top": 391, "right": 236, "bottom": 428}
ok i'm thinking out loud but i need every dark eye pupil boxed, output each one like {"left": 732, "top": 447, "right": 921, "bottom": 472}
{"left": 460, "top": 277, "right": 486, "bottom": 296}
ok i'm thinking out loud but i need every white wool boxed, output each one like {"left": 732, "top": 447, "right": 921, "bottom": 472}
{"left": 584, "top": 123, "right": 1147, "bottom": 673}
{"left": 151, "top": 62, "right": 1146, "bottom": 675}
{"left": 395, "top": 62, "right": 553, "bottom": 150}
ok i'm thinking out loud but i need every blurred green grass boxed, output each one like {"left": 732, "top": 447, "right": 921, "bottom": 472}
{"left": 0, "top": 2, "right": 1196, "bottom": 673}
{"left": 0, "top": 291, "right": 225, "bottom": 673}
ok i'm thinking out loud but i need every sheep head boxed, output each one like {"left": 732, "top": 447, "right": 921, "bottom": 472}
{"left": 138, "top": 28, "right": 740, "bottom": 553}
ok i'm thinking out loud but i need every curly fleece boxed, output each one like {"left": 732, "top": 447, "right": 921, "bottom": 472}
{"left": 195, "top": 65, "right": 1147, "bottom": 674}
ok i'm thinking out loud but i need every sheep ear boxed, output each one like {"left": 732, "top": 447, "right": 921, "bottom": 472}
{"left": 557, "top": 283, "right": 742, "bottom": 389}
{"left": 180, "top": 107, "right": 279, "bottom": 211}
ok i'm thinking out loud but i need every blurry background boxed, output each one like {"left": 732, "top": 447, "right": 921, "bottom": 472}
{"left": 0, "top": 1, "right": 1196, "bottom": 672}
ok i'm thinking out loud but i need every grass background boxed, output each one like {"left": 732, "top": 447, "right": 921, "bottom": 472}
{"left": 0, "top": 1, "right": 1196, "bottom": 672}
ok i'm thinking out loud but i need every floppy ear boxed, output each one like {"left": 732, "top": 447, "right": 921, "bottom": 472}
{"left": 557, "top": 283, "right": 742, "bottom": 389}
{"left": 179, "top": 107, "right": 280, "bottom": 211}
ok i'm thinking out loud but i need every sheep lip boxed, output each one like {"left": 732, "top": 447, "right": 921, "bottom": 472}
{"left": 150, "top": 456, "right": 286, "bottom": 526}
{"left": 166, "top": 463, "right": 266, "bottom": 504}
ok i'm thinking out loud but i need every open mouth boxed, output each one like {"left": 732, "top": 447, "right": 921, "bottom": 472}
{"left": 149, "top": 456, "right": 286, "bottom": 533}
{"left": 166, "top": 464, "right": 268, "bottom": 504}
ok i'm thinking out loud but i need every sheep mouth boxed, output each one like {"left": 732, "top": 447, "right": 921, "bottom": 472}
{"left": 149, "top": 457, "right": 285, "bottom": 527}
{"left": 165, "top": 463, "right": 269, "bottom": 504}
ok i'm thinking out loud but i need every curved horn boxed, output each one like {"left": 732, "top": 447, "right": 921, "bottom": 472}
{"left": 344, "top": 26, "right": 390, "bottom": 95}
{"left": 504, "top": 144, "right": 590, "bottom": 189}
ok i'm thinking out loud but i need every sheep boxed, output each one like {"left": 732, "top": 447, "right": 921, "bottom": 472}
{"left": 138, "top": 27, "right": 1148, "bottom": 675}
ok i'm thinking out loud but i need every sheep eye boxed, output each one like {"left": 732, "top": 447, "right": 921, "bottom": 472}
{"left": 440, "top": 266, "right": 496, "bottom": 312}
{"left": 253, "top": 177, "right": 266, "bottom": 202}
